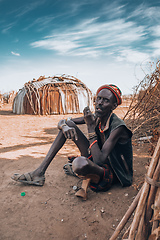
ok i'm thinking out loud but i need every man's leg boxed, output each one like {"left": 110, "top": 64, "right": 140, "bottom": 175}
{"left": 66, "top": 119, "right": 89, "bottom": 157}
{"left": 12, "top": 120, "right": 90, "bottom": 182}
{"left": 72, "top": 156, "right": 104, "bottom": 180}
{"left": 72, "top": 156, "right": 113, "bottom": 197}
{"left": 33, "top": 120, "right": 90, "bottom": 176}
{"left": 72, "top": 156, "right": 104, "bottom": 199}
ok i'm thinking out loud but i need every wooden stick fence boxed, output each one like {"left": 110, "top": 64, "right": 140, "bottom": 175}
{"left": 109, "top": 137, "right": 160, "bottom": 240}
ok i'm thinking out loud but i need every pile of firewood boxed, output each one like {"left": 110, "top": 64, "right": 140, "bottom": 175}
{"left": 123, "top": 61, "right": 160, "bottom": 153}
{"left": 109, "top": 137, "right": 160, "bottom": 240}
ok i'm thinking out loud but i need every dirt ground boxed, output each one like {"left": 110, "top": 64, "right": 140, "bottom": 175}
{"left": 0, "top": 103, "right": 152, "bottom": 240}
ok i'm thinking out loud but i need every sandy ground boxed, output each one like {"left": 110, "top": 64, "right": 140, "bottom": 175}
{"left": 0, "top": 104, "right": 151, "bottom": 240}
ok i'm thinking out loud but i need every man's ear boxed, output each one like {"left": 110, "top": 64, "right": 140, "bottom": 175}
{"left": 112, "top": 103, "right": 118, "bottom": 110}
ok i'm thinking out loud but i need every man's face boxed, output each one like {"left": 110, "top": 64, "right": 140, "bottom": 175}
{"left": 95, "top": 88, "right": 116, "bottom": 118}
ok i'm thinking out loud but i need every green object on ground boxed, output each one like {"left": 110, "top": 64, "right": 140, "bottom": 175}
{"left": 21, "top": 192, "right": 25, "bottom": 196}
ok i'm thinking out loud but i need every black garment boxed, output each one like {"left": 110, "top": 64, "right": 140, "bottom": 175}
{"left": 96, "top": 113, "right": 133, "bottom": 187}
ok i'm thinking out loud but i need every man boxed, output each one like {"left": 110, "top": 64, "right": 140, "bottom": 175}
{"left": 12, "top": 84, "right": 133, "bottom": 199}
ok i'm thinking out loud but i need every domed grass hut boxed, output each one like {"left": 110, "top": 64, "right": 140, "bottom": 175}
{"left": 12, "top": 75, "right": 94, "bottom": 115}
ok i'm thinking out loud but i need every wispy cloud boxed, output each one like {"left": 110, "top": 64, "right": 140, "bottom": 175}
{"left": 143, "top": 6, "right": 160, "bottom": 21}
{"left": 11, "top": 51, "right": 20, "bottom": 56}
{"left": 150, "top": 25, "right": 160, "bottom": 37}
{"left": 151, "top": 40, "right": 160, "bottom": 49}
{"left": 1, "top": 22, "right": 17, "bottom": 34}
{"left": 69, "top": 1, "right": 92, "bottom": 14}
{"left": 100, "top": 2, "right": 126, "bottom": 19}
{"left": 1, "top": 1, "right": 48, "bottom": 34}
{"left": 23, "top": 15, "right": 56, "bottom": 31}
{"left": 32, "top": 39, "right": 81, "bottom": 54}
{"left": 10, "top": 0, "right": 46, "bottom": 18}
{"left": 148, "top": 39, "right": 160, "bottom": 56}
{"left": 31, "top": 16, "right": 146, "bottom": 61}
{"left": 116, "top": 48, "right": 150, "bottom": 63}
{"left": 128, "top": 4, "right": 160, "bottom": 22}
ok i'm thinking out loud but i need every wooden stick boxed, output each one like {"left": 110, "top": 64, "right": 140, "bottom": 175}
{"left": 133, "top": 115, "right": 159, "bottom": 133}
{"left": 109, "top": 188, "right": 142, "bottom": 240}
{"left": 143, "top": 158, "right": 160, "bottom": 238}
{"left": 152, "top": 186, "right": 160, "bottom": 231}
{"left": 135, "top": 205, "right": 146, "bottom": 240}
{"left": 75, "top": 178, "right": 91, "bottom": 200}
{"left": 122, "top": 225, "right": 131, "bottom": 239}
{"left": 128, "top": 137, "right": 160, "bottom": 240}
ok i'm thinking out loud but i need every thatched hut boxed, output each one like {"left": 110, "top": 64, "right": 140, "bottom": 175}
{"left": 12, "top": 75, "right": 94, "bottom": 115}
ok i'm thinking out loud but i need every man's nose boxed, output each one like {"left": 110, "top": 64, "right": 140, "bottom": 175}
{"left": 98, "top": 98, "right": 103, "bottom": 104}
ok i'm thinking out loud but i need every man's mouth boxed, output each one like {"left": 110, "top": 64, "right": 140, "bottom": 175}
{"left": 96, "top": 106, "right": 103, "bottom": 112}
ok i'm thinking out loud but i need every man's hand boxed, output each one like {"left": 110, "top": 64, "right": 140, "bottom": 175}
{"left": 62, "top": 125, "right": 78, "bottom": 141}
{"left": 83, "top": 107, "right": 96, "bottom": 131}
{"left": 58, "top": 119, "right": 78, "bottom": 141}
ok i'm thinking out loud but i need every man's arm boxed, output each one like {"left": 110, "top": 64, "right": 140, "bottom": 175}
{"left": 58, "top": 116, "right": 85, "bottom": 129}
{"left": 70, "top": 116, "right": 85, "bottom": 125}
{"left": 90, "top": 126, "right": 130, "bottom": 166}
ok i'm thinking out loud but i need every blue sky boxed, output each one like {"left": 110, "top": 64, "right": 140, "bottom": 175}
{"left": 0, "top": 0, "right": 160, "bottom": 94}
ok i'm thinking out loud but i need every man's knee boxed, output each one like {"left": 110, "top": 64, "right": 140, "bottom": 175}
{"left": 72, "top": 156, "right": 89, "bottom": 175}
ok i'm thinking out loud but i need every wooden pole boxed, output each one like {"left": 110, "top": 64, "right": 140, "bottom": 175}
{"left": 135, "top": 206, "right": 146, "bottom": 240}
{"left": 142, "top": 158, "right": 160, "bottom": 239}
{"left": 152, "top": 185, "right": 160, "bottom": 231}
{"left": 109, "top": 188, "right": 142, "bottom": 240}
{"left": 128, "top": 137, "right": 160, "bottom": 240}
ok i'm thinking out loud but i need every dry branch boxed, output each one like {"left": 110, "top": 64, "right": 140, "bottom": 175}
{"left": 110, "top": 137, "right": 160, "bottom": 240}
{"left": 123, "top": 61, "right": 160, "bottom": 151}
{"left": 152, "top": 182, "right": 160, "bottom": 231}
{"left": 142, "top": 158, "right": 160, "bottom": 238}
{"left": 128, "top": 137, "right": 160, "bottom": 239}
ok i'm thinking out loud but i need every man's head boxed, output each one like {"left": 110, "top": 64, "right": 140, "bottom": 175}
{"left": 95, "top": 84, "right": 122, "bottom": 118}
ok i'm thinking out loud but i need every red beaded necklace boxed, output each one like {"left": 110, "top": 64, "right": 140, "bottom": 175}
{"left": 99, "top": 122, "right": 104, "bottom": 133}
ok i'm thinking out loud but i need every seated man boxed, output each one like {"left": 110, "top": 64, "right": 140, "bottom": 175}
{"left": 12, "top": 84, "right": 133, "bottom": 199}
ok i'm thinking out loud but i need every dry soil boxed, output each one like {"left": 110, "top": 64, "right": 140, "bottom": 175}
{"left": 0, "top": 104, "right": 151, "bottom": 240}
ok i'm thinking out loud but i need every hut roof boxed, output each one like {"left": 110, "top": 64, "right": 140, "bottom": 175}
{"left": 26, "top": 75, "right": 85, "bottom": 89}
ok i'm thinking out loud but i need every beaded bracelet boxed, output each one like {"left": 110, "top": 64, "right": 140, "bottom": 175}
{"left": 88, "top": 132, "right": 97, "bottom": 139}
{"left": 89, "top": 136, "right": 97, "bottom": 140}
{"left": 89, "top": 140, "right": 98, "bottom": 149}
